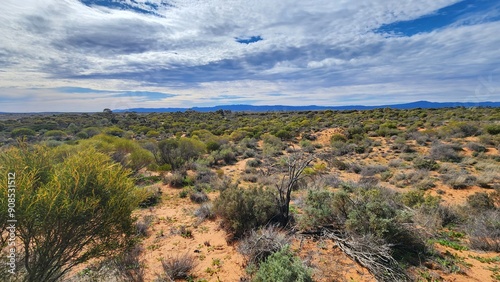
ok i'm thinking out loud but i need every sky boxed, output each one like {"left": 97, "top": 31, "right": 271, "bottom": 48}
{"left": 0, "top": 0, "right": 499, "bottom": 112}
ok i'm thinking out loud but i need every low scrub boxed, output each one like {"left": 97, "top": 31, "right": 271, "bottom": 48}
{"left": 214, "top": 185, "right": 279, "bottom": 239}
{"left": 158, "top": 253, "right": 196, "bottom": 280}
{"left": 298, "top": 189, "right": 336, "bottom": 230}
{"left": 466, "top": 210, "right": 500, "bottom": 252}
{"left": 238, "top": 225, "right": 290, "bottom": 266}
{"left": 253, "top": 246, "right": 312, "bottom": 282}
{"left": 164, "top": 171, "right": 187, "bottom": 188}
{"left": 429, "top": 143, "right": 462, "bottom": 162}
{"left": 441, "top": 170, "right": 477, "bottom": 189}
{"left": 190, "top": 191, "right": 209, "bottom": 203}
{"left": 194, "top": 203, "right": 215, "bottom": 222}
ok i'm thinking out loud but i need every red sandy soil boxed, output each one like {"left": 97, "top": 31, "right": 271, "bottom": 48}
{"left": 137, "top": 185, "right": 246, "bottom": 282}
{"left": 68, "top": 127, "right": 498, "bottom": 281}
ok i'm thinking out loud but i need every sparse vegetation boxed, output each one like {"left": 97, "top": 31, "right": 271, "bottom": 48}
{"left": 158, "top": 253, "right": 196, "bottom": 280}
{"left": 253, "top": 246, "right": 312, "bottom": 282}
{"left": 1, "top": 106, "right": 499, "bottom": 281}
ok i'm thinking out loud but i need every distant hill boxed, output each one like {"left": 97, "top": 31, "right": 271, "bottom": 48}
{"left": 114, "top": 101, "right": 500, "bottom": 113}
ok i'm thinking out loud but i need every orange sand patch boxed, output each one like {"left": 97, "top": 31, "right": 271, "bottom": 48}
{"left": 314, "top": 128, "right": 346, "bottom": 146}
{"left": 293, "top": 237, "right": 376, "bottom": 282}
{"left": 138, "top": 185, "right": 246, "bottom": 281}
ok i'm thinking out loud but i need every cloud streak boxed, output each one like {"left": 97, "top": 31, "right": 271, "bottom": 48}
{"left": 0, "top": 0, "right": 499, "bottom": 112}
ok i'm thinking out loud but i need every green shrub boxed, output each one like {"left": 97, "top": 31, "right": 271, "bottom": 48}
{"left": 146, "top": 130, "right": 160, "bottom": 138}
{"left": 190, "top": 191, "right": 209, "bottom": 203}
{"left": 104, "top": 126, "right": 125, "bottom": 137}
{"left": 157, "top": 137, "right": 206, "bottom": 170}
{"left": 330, "top": 133, "right": 347, "bottom": 143}
{"left": 230, "top": 129, "right": 251, "bottom": 142}
{"left": 345, "top": 188, "right": 413, "bottom": 243}
{"left": 165, "top": 171, "right": 187, "bottom": 188}
{"left": 214, "top": 186, "right": 279, "bottom": 239}
{"left": 0, "top": 145, "right": 140, "bottom": 281}
{"left": 413, "top": 157, "right": 439, "bottom": 170}
{"left": 44, "top": 130, "right": 67, "bottom": 139}
{"left": 298, "top": 189, "right": 335, "bottom": 230}
{"left": 138, "top": 185, "right": 162, "bottom": 208}
{"left": 275, "top": 129, "right": 292, "bottom": 140}
{"left": 206, "top": 140, "right": 221, "bottom": 152}
{"left": 11, "top": 127, "right": 36, "bottom": 138}
{"left": 219, "top": 147, "right": 237, "bottom": 164}
{"left": 484, "top": 124, "right": 500, "bottom": 135}
{"left": 346, "top": 126, "right": 365, "bottom": 139}
{"left": 467, "top": 192, "right": 496, "bottom": 211}
{"left": 262, "top": 133, "right": 284, "bottom": 157}
{"left": 253, "top": 246, "right": 312, "bottom": 282}
{"left": 81, "top": 134, "right": 154, "bottom": 172}
{"left": 128, "top": 149, "right": 155, "bottom": 172}
{"left": 81, "top": 127, "right": 101, "bottom": 137}
{"left": 401, "top": 190, "right": 426, "bottom": 208}
{"left": 246, "top": 159, "right": 262, "bottom": 168}
{"left": 76, "top": 131, "right": 89, "bottom": 139}
{"left": 440, "top": 122, "right": 480, "bottom": 138}
{"left": 331, "top": 141, "right": 356, "bottom": 156}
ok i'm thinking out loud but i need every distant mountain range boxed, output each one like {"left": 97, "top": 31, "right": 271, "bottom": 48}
{"left": 114, "top": 101, "right": 500, "bottom": 113}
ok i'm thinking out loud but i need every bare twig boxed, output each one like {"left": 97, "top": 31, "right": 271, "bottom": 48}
{"left": 322, "top": 229, "right": 409, "bottom": 282}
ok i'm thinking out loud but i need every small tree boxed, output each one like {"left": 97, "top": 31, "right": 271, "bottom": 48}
{"left": 274, "top": 153, "right": 314, "bottom": 226}
{"left": 0, "top": 145, "right": 140, "bottom": 281}
{"left": 156, "top": 138, "right": 205, "bottom": 170}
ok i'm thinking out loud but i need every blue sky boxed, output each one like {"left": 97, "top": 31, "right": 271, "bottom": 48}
{"left": 0, "top": 0, "right": 499, "bottom": 112}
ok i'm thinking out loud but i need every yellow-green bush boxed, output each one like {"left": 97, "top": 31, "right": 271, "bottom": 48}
{"left": 0, "top": 145, "right": 141, "bottom": 281}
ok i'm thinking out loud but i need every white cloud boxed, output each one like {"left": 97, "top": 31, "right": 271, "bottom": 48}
{"left": 0, "top": 0, "right": 499, "bottom": 111}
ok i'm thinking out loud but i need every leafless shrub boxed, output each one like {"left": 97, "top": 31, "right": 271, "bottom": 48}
{"left": 466, "top": 210, "right": 500, "bottom": 252}
{"left": 319, "top": 174, "right": 341, "bottom": 188}
{"left": 358, "top": 176, "right": 379, "bottom": 188}
{"left": 158, "top": 253, "right": 196, "bottom": 281}
{"left": 429, "top": 143, "right": 462, "bottom": 162}
{"left": 346, "top": 162, "right": 362, "bottom": 174}
{"left": 163, "top": 171, "right": 185, "bottom": 188}
{"left": 466, "top": 142, "right": 487, "bottom": 153}
{"left": 323, "top": 231, "right": 409, "bottom": 281}
{"left": 112, "top": 245, "right": 145, "bottom": 282}
{"left": 360, "top": 165, "right": 388, "bottom": 177}
{"left": 246, "top": 158, "right": 262, "bottom": 168}
{"left": 135, "top": 215, "right": 155, "bottom": 237}
{"left": 390, "top": 169, "right": 430, "bottom": 188}
{"left": 238, "top": 225, "right": 290, "bottom": 266}
{"left": 195, "top": 169, "right": 216, "bottom": 183}
{"left": 414, "top": 178, "right": 436, "bottom": 190}
{"left": 209, "top": 176, "right": 238, "bottom": 191}
{"left": 241, "top": 173, "right": 259, "bottom": 183}
{"left": 441, "top": 170, "right": 477, "bottom": 189}
{"left": 194, "top": 203, "right": 215, "bottom": 222}
{"left": 476, "top": 173, "right": 500, "bottom": 189}
{"left": 388, "top": 159, "right": 404, "bottom": 168}
{"left": 189, "top": 191, "right": 209, "bottom": 203}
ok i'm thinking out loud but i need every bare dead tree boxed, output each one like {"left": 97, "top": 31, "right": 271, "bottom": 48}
{"left": 275, "top": 153, "right": 314, "bottom": 226}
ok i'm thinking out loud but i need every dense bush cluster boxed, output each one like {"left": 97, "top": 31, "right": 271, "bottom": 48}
{"left": 214, "top": 185, "right": 279, "bottom": 239}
